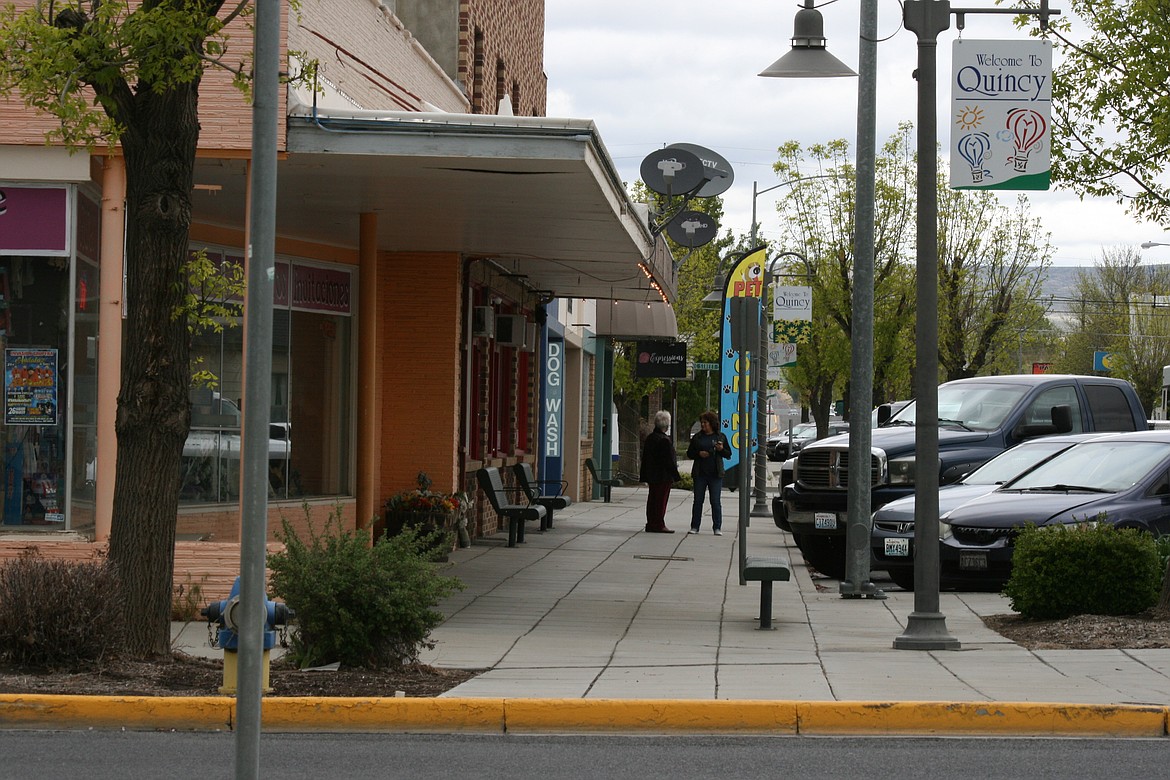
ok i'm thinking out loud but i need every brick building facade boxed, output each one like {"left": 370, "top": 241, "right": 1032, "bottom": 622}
{"left": 0, "top": 0, "right": 670, "bottom": 602}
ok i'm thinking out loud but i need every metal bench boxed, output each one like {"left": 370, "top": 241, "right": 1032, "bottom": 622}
{"left": 511, "top": 462, "right": 571, "bottom": 530}
{"left": 584, "top": 457, "right": 620, "bottom": 502}
{"left": 743, "top": 556, "right": 792, "bottom": 630}
{"left": 475, "top": 467, "right": 546, "bottom": 547}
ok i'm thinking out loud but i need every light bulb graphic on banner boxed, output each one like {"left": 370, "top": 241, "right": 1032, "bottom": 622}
{"left": 957, "top": 132, "right": 992, "bottom": 183}
{"left": 1006, "top": 108, "right": 1047, "bottom": 173}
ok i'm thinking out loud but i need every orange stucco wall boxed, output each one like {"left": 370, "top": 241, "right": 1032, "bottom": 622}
{"left": 378, "top": 252, "right": 464, "bottom": 502}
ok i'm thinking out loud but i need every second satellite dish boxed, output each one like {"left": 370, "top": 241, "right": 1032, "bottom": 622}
{"left": 666, "top": 143, "right": 734, "bottom": 197}
{"left": 666, "top": 210, "right": 719, "bottom": 248}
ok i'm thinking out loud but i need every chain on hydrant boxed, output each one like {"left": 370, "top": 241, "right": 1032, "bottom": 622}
{"left": 201, "top": 576, "right": 294, "bottom": 695}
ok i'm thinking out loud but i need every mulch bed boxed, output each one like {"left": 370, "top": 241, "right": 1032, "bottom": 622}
{"left": 0, "top": 653, "right": 480, "bottom": 697}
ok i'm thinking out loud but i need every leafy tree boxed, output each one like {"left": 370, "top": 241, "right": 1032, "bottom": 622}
{"left": 768, "top": 124, "right": 1055, "bottom": 420}
{"left": 937, "top": 192, "right": 1054, "bottom": 381}
{"left": 1054, "top": 246, "right": 1170, "bottom": 412}
{"left": 1016, "top": 1, "right": 1170, "bottom": 224}
{"left": 184, "top": 250, "right": 246, "bottom": 388}
{"left": 0, "top": 1, "right": 256, "bottom": 657}
{"left": 769, "top": 128, "right": 919, "bottom": 426}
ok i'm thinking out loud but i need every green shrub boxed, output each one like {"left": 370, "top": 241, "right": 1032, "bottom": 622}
{"left": 1003, "top": 523, "right": 1161, "bottom": 619}
{"left": 1155, "top": 535, "right": 1170, "bottom": 580}
{"left": 674, "top": 472, "right": 694, "bottom": 491}
{"left": 268, "top": 504, "right": 464, "bottom": 669}
{"left": 0, "top": 556, "right": 125, "bottom": 667}
{"left": 172, "top": 573, "right": 209, "bottom": 622}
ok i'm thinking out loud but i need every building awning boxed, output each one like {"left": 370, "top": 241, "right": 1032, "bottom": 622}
{"left": 190, "top": 98, "right": 676, "bottom": 306}
{"left": 594, "top": 301, "right": 678, "bottom": 341}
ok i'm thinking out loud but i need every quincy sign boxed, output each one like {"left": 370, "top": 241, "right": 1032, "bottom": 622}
{"left": 950, "top": 39, "right": 1052, "bottom": 191}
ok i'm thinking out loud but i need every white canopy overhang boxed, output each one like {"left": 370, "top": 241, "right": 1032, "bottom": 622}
{"left": 190, "top": 99, "right": 677, "bottom": 307}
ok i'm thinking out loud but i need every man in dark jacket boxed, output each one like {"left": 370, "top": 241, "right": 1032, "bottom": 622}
{"left": 639, "top": 410, "right": 680, "bottom": 533}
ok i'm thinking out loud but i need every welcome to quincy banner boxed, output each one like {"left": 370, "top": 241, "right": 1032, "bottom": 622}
{"left": 950, "top": 39, "right": 1052, "bottom": 191}
{"left": 717, "top": 247, "right": 765, "bottom": 470}
{"left": 772, "top": 285, "right": 812, "bottom": 368}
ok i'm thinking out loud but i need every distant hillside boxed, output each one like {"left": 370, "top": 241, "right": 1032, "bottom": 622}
{"left": 1034, "top": 264, "right": 1170, "bottom": 304}
{"left": 1035, "top": 265, "right": 1086, "bottom": 304}
{"left": 1030, "top": 264, "right": 1170, "bottom": 325}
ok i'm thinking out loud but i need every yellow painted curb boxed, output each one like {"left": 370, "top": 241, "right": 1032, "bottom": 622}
{"left": 0, "top": 695, "right": 233, "bottom": 731}
{"left": 796, "top": 701, "right": 1168, "bottom": 737}
{"left": 503, "top": 699, "right": 800, "bottom": 734}
{"left": 259, "top": 697, "right": 505, "bottom": 732}
{"left": 1, "top": 695, "right": 1166, "bottom": 737}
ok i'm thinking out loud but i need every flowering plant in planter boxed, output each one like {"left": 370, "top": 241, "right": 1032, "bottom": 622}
{"left": 381, "top": 472, "right": 473, "bottom": 555}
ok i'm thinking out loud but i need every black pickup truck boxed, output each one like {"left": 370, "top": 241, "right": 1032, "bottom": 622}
{"left": 781, "top": 374, "right": 1148, "bottom": 579}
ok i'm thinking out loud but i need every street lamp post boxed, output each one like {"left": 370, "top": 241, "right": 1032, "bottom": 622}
{"left": 1141, "top": 242, "right": 1170, "bottom": 250}
{"left": 842, "top": 0, "right": 881, "bottom": 599}
{"left": 749, "top": 176, "right": 833, "bottom": 520}
{"left": 760, "top": 0, "right": 880, "bottom": 598}
{"left": 894, "top": 0, "right": 958, "bottom": 650}
{"left": 236, "top": 0, "right": 280, "bottom": 773}
{"left": 893, "top": 0, "right": 1058, "bottom": 650}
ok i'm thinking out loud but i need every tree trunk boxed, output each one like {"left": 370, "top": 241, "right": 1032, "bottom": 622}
{"left": 106, "top": 81, "right": 201, "bottom": 658}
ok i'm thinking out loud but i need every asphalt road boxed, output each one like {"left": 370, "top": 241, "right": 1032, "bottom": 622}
{"left": 2, "top": 732, "right": 1166, "bottom": 779}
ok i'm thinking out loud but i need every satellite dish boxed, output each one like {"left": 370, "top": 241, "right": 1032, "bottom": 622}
{"left": 666, "top": 210, "right": 719, "bottom": 248}
{"left": 667, "top": 143, "right": 734, "bottom": 197}
{"left": 640, "top": 148, "right": 705, "bottom": 196}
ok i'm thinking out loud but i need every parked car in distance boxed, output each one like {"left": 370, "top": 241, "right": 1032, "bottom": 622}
{"left": 884, "top": 430, "right": 1170, "bottom": 590}
{"left": 767, "top": 423, "right": 813, "bottom": 461}
{"left": 772, "top": 455, "right": 799, "bottom": 531}
{"left": 767, "top": 421, "right": 848, "bottom": 462}
{"left": 871, "top": 433, "right": 1103, "bottom": 590}
{"left": 181, "top": 390, "right": 291, "bottom": 501}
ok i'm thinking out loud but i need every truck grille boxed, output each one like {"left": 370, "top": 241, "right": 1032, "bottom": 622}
{"left": 797, "top": 448, "right": 882, "bottom": 489}
{"left": 952, "top": 526, "right": 1016, "bottom": 546}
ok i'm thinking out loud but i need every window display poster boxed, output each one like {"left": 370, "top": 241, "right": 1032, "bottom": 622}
{"left": 5, "top": 348, "right": 58, "bottom": 425}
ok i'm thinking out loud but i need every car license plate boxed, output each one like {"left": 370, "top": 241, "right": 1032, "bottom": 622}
{"left": 814, "top": 512, "right": 838, "bottom": 530}
{"left": 959, "top": 550, "right": 988, "bottom": 571}
{"left": 884, "top": 538, "right": 910, "bottom": 557}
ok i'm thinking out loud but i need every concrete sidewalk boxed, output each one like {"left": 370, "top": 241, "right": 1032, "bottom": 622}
{"left": 120, "top": 480, "right": 1170, "bottom": 735}
{"left": 415, "top": 483, "right": 1170, "bottom": 707}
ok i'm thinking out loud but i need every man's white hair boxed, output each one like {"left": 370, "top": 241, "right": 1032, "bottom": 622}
{"left": 654, "top": 410, "right": 672, "bottom": 431}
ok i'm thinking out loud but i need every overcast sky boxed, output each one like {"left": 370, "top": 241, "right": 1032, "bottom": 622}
{"left": 544, "top": 0, "right": 1166, "bottom": 267}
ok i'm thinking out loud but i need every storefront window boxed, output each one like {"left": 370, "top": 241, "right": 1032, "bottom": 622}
{"left": 180, "top": 248, "right": 352, "bottom": 503}
{"left": 0, "top": 256, "right": 71, "bottom": 526}
{"left": 68, "top": 250, "right": 99, "bottom": 530}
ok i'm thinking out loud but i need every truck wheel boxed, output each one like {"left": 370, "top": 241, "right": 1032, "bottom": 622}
{"left": 886, "top": 568, "right": 915, "bottom": 591}
{"left": 772, "top": 498, "right": 788, "bottom": 530}
{"left": 799, "top": 535, "right": 846, "bottom": 579}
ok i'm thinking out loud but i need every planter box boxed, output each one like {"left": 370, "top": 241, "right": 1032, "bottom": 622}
{"left": 379, "top": 508, "right": 455, "bottom": 561}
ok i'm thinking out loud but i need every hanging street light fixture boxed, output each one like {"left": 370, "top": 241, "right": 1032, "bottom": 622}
{"left": 760, "top": 0, "right": 881, "bottom": 599}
